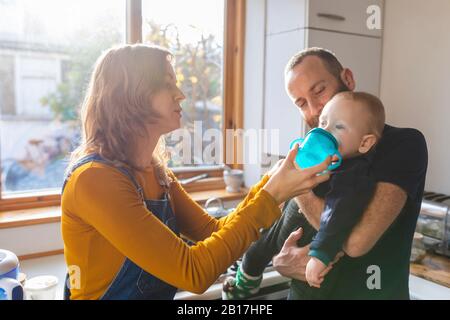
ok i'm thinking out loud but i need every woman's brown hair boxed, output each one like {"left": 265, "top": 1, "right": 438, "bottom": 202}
{"left": 69, "top": 44, "right": 173, "bottom": 184}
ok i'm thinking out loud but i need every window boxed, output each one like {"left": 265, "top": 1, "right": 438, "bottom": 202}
{"left": 0, "top": 0, "right": 126, "bottom": 209}
{"left": 0, "top": 0, "right": 244, "bottom": 211}
{"left": 141, "top": 0, "right": 225, "bottom": 169}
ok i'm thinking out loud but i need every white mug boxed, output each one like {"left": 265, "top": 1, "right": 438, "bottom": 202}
{"left": 24, "top": 275, "right": 58, "bottom": 300}
{"left": 223, "top": 169, "right": 244, "bottom": 193}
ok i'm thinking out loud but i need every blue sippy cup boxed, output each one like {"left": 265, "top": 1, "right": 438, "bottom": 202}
{"left": 289, "top": 128, "right": 343, "bottom": 171}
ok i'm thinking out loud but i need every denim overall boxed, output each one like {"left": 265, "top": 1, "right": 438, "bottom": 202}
{"left": 62, "top": 154, "right": 179, "bottom": 300}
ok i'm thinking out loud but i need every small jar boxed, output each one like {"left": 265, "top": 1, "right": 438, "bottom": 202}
{"left": 223, "top": 169, "right": 244, "bottom": 193}
{"left": 410, "top": 232, "right": 427, "bottom": 263}
{"left": 24, "top": 275, "right": 58, "bottom": 300}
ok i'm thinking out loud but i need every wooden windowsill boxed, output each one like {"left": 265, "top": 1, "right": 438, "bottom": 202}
{"left": 0, "top": 173, "right": 227, "bottom": 212}
{"left": 0, "top": 188, "right": 248, "bottom": 229}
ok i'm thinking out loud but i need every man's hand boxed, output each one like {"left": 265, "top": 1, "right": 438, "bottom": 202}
{"left": 272, "top": 228, "right": 311, "bottom": 281}
{"left": 272, "top": 227, "right": 344, "bottom": 281}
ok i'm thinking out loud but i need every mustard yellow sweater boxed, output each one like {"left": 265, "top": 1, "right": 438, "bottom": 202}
{"left": 61, "top": 161, "right": 280, "bottom": 299}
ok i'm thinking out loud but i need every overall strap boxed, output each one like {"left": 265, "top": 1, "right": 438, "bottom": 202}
{"left": 152, "top": 163, "right": 174, "bottom": 212}
{"left": 61, "top": 154, "right": 145, "bottom": 202}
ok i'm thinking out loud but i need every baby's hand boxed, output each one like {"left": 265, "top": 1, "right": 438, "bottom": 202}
{"left": 305, "top": 256, "right": 328, "bottom": 288}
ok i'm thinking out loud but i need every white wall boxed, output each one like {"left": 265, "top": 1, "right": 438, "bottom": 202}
{"left": 243, "top": 0, "right": 266, "bottom": 186}
{"left": 0, "top": 222, "right": 62, "bottom": 256}
{"left": 380, "top": 0, "right": 450, "bottom": 194}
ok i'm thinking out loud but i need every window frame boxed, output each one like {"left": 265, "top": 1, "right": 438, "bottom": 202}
{"left": 0, "top": 0, "right": 245, "bottom": 211}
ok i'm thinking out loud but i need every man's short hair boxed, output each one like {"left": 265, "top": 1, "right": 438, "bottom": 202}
{"left": 285, "top": 47, "right": 344, "bottom": 82}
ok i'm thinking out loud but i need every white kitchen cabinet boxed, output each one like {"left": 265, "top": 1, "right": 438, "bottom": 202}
{"left": 263, "top": 0, "right": 383, "bottom": 155}
{"left": 266, "top": 0, "right": 307, "bottom": 35}
{"left": 266, "top": 0, "right": 383, "bottom": 36}
{"left": 308, "top": 0, "right": 383, "bottom": 37}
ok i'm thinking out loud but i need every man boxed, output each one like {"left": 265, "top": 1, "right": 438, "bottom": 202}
{"left": 224, "top": 47, "right": 428, "bottom": 299}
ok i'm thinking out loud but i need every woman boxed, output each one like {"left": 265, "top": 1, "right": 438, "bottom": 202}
{"left": 61, "top": 44, "right": 330, "bottom": 300}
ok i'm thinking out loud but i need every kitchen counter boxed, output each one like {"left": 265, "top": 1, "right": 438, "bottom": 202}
{"left": 410, "top": 253, "right": 450, "bottom": 288}
{"left": 18, "top": 253, "right": 450, "bottom": 300}
{"left": 19, "top": 255, "right": 291, "bottom": 300}
{"left": 175, "top": 268, "right": 291, "bottom": 300}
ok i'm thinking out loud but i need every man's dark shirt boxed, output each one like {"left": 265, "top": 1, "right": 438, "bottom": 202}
{"left": 309, "top": 156, "right": 376, "bottom": 266}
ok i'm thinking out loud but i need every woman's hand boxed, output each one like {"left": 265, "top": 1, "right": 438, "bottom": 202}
{"left": 267, "top": 159, "right": 284, "bottom": 177}
{"left": 263, "top": 143, "right": 331, "bottom": 204}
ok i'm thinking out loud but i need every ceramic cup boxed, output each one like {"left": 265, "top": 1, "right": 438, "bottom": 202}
{"left": 223, "top": 169, "right": 244, "bottom": 193}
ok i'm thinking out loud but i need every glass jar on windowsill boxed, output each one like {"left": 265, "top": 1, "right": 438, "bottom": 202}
{"left": 410, "top": 232, "right": 427, "bottom": 263}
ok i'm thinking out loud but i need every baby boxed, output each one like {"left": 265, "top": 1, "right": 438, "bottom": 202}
{"left": 305, "top": 91, "right": 385, "bottom": 288}
{"left": 222, "top": 91, "right": 386, "bottom": 299}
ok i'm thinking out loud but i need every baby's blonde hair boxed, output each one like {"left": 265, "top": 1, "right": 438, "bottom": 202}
{"left": 334, "top": 91, "right": 385, "bottom": 139}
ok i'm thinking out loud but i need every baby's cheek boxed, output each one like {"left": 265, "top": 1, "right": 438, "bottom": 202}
{"left": 336, "top": 137, "right": 349, "bottom": 156}
{"left": 337, "top": 146, "right": 347, "bottom": 158}
{"left": 333, "top": 133, "right": 343, "bottom": 148}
